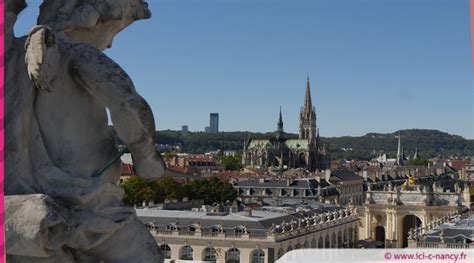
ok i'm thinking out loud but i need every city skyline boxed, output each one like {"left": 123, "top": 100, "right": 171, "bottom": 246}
{"left": 14, "top": 0, "right": 473, "bottom": 139}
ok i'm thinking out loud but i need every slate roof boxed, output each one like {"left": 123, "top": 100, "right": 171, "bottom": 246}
{"left": 235, "top": 178, "right": 330, "bottom": 189}
{"left": 330, "top": 169, "right": 363, "bottom": 182}
{"left": 424, "top": 215, "right": 474, "bottom": 244}
{"left": 137, "top": 206, "right": 344, "bottom": 235}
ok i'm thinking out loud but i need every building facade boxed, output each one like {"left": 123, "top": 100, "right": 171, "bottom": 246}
{"left": 233, "top": 169, "right": 364, "bottom": 206}
{"left": 242, "top": 77, "right": 330, "bottom": 172}
{"left": 182, "top": 125, "right": 189, "bottom": 136}
{"left": 234, "top": 178, "right": 339, "bottom": 204}
{"left": 138, "top": 206, "right": 359, "bottom": 263}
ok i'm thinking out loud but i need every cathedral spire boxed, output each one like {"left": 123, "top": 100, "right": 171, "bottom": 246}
{"left": 299, "top": 76, "right": 317, "bottom": 142}
{"left": 304, "top": 75, "right": 313, "bottom": 112}
{"left": 277, "top": 106, "right": 284, "bottom": 132}
{"left": 276, "top": 107, "right": 285, "bottom": 142}
{"left": 396, "top": 132, "right": 404, "bottom": 166}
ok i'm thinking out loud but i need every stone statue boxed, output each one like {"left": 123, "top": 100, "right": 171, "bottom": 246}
{"left": 219, "top": 222, "right": 225, "bottom": 233}
{"left": 408, "top": 228, "right": 414, "bottom": 240}
{"left": 5, "top": 0, "right": 165, "bottom": 262}
{"left": 268, "top": 223, "right": 276, "bottom": 235}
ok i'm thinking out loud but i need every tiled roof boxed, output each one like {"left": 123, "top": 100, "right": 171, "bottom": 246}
{"left": 448, "top": 160, "right": 469, "bottom": 171}
{"left": 122, "top": 164, "right": 135, "bottom": 175}
{"left": 168, "top": 166, "right": 188, "bottom": 173}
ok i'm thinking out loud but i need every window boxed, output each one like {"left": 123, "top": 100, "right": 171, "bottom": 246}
{"left": 187, "top": 225, "right": 196, "bottom": 233}
{"left": 210, "top": 226, "right": 220, "bottom": 235}
{"left": 159, "top": 244, "right": 171, "bottom": 259}
{"left": 180, "top": 245, "right": 193, "bottom": 260}
{"left": 234, "top": 226, "right": 244, "bottom": 234}
{"left": 338, "top": 231, "right": 343, "bottom": 248}
{"left": 227, "top": 248, "right": 240, "bottom": 263}
{"left": 203, "top": 247, "right": 217, "bottom": 262}
{"left": 251, "top": 249, "right": 265, "bottom": 263}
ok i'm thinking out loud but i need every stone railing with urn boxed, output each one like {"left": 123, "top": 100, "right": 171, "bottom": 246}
{"left": 407, "top": 211, "right": 473, "bottom": 248}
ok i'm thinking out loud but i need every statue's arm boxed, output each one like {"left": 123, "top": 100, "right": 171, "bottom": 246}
{"left": 69, "top": 44, "right": 165, "bottom": 179}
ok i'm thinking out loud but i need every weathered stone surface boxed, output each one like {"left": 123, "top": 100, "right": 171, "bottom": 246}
{"left": 5, "top": 1, "right": 164, "bottom": 262}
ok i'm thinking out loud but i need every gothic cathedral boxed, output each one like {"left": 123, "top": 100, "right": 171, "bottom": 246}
{"left": 242, "top": 77, "right": 330, "bottom": 172}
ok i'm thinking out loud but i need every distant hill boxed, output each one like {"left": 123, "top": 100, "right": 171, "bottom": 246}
{"left": 152, "top": 129, "right": 474, "bottom": 160}
{"left": 323, "top": 129, "right": 474, "bottom": 160}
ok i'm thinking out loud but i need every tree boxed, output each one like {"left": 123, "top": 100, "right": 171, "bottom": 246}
{"left": 121, "top": 175, "right": 238, "bottom": 206}
{"left": 218, "top": 155, "right": 243, "bottom": 171}
{"left": 121, "top": 176, "right": 147, "bottom": 205}
{"left": 136, "top": 187, "right": 155, "bottom": 203}
{"left": 156, "top": 176, "right": 184, "bottom": 201}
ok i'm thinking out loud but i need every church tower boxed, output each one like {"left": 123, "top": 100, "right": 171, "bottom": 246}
{"left": 299, "top": 76, "right": 317, "bottom": 143}
{"left": 276, "top": 106, "right": 285, "bottom": 141}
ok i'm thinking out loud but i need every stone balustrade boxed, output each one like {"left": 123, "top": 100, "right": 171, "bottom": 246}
{"left": 407, "top": 211, "right": 469, "bottom": 248}
{"left": 415, "top": 242, "right": 473, "bottom": 249}
{"left": 147, "top": 208, "right": 359, "bottom": 242}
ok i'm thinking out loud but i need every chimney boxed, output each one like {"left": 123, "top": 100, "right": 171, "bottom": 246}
{"left": 245, "top": 208, "right": 253, "bottom": 217}
{"left": 363, "top": 170, "right": 368, "bottom": 181}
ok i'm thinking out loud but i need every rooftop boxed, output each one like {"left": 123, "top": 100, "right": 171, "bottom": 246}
{"left": 136, "top": 205, "right": 351, "bottom": 235}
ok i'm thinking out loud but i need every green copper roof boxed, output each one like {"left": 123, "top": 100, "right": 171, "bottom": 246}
{"left": 284, "top": 139, "right": 310, "bottom": 150}
{"left": 248, "top": 139, "right": 272, "bottom": 149}
{"left": 247, "top": 138, "right": 311, "bottom": 150}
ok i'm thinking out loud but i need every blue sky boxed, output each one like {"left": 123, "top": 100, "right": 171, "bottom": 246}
{"left": 15, "top": 0, "right": 473, "bottom": 139}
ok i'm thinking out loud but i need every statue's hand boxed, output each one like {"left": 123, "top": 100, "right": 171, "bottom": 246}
{"left": 133, "top": 153, "right": 166, "bottom": 180}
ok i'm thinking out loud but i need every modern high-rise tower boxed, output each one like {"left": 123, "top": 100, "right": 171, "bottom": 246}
{"left": 210, "top": 113, "right": 219, "bottom": 134}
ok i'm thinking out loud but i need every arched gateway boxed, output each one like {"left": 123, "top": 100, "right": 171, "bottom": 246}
{"left": 361, "top": 181, "right": 468, "bottom": 248}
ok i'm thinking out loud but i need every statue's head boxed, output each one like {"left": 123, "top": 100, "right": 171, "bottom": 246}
{"left": 38, "top": 0, "right": 151, "bottom": 50}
